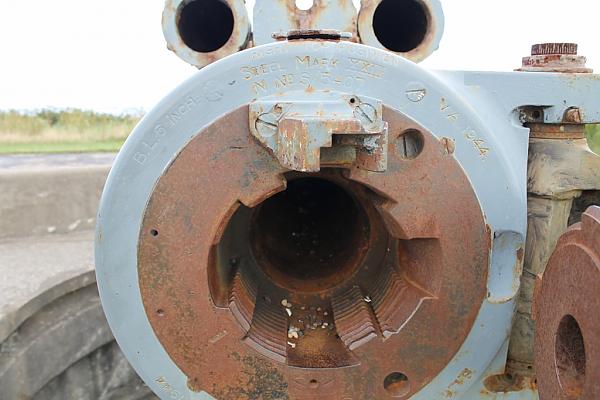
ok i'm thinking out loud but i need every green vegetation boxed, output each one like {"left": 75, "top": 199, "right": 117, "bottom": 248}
{"left": 0, "top": 109, "right": 598, "bottom": 155}
{"left": 0, "top": 109, "right": 141, "bottom": 154}
{"left": 587, "top": 124, "right": 600, "bottom": 155}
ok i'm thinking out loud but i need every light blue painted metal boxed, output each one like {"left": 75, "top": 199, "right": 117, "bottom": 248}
{"left": 165, "top": 0, "right": 444, "bottom": 68}
{"left": 253, "top": 0, "right": 358, "bottom": 46}
{"left": 96, "top": 34, "right": 600, "bottom": 399}
{"left": 95, "top": 35, "right": 600, "bottom": 397}
{"left": 464, "top": 341, "right": 538, "bottom": 400}
{"left": 97, "top": 0, "right": 600, "bottom": 398}
{"left": 437, "top": 70, "right": 600, "bottom": 124}
{"left": 91, "top": 37, "right": 600, "bottom": 398}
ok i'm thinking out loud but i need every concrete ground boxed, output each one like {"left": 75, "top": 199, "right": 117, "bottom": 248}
{"left": 0, "top": 153, "right": 156, "bottom": 399}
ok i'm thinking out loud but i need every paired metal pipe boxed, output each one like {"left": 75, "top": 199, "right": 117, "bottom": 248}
{"left": 162, "top": 0, "right": 444, "bottom": 68}
{"left": 162, "top": 0, "right": 251, "bottom": 68}
{"left": 358, "top": 0, "right": 444, "bottom": 63}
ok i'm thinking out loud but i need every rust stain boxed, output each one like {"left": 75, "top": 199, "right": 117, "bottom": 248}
{"left": 279, "top": 0, "right": 358, "bottom": 39}
{"left": 516, "top": 247, "right": 524, "bottom": 263}
{"left": 212, "top": 354, "right": 289, "bottom": 399}
{"left": 444, "top": 368, "right": 473, "bottom": 398}
{"left": 187, "top": 376, "right": 203, "bottom": 392}
{"left": 482, "top": 373, "right": 537, "bottom": 394}
{"left": 528, "top": 122, "right": 586, "bottom": 139}
{"left": 440, "top": 137, "right": 456, "bottom": 155}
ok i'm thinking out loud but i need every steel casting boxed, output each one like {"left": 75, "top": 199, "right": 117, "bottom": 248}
{"left": 96, "top": 1, "right": 600, "bottom": 399}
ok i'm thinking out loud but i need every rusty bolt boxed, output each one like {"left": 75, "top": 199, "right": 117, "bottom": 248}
{"left": 518, "top": 43, "right": 592, "bottom": 73}
{"left": 563, "top": 108, "right": 583, "bottom": 124}
{"left": 531, "top": 43, "right": 578, "bottom": 56}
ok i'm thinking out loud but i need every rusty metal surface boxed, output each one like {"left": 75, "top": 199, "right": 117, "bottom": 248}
{"left": 249, "top": 93, "right": 388, "bottom": 172}
{"left": 518, "top": 43, "right": 593, "bottom": 73}
{"left": 162, "top": 0, "right": 251, "bottom": 68}
{"left": 528, "top": 123, "right": 586, "bottom": 140}
{"left": 534, "top": 206, "right": 600, "bottom": 400}
{"left": 482, "top": 373, "right": 538, "bottom": 395}
{"left": 272, "top": 29, "right": 354, "bottom": 41}
{"left": 526, "top": 108, "right": 586, "bottom": 139}
{"left": 531, "top": 43, "right": 579, "bottom": 56}
{"left": 137, "top": 104, "right": 490, "bottom": 399}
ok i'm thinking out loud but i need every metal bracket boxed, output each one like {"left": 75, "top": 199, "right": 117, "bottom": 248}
{"left": 249, "top": 94, "right": 388, "bottom": 172}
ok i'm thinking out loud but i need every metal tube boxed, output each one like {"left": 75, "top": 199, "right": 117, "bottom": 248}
{"left": 357, "top": 0, "right": 444, "bottom": 63}
{"left": 162, "top": 0, "right": 251, "bottom": 68}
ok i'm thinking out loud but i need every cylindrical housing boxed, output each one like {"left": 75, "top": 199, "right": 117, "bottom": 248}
{"left": 162, "top": 0, "right": 251, "bottom": 68}
{"left": 357, "top": 0, "right": 444, "bottom": 63}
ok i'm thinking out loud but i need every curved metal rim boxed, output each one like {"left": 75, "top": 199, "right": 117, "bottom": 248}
{"left": 162, "top": 0, "right": 251, "bottom": 68}
{"left": 357, "top": 0, "right": 445, "bottom": 63}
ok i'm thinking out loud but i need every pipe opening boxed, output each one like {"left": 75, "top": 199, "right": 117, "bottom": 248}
{"left": 250, "top": 177, "right": 369, "bottom": 293}
{"left": 177, "top": 0, "right": 234, "bottom": 53}
{"left": 555, "top": 314, "right": 586, "bottom": 398}
{"left": 207, "top": 169, "right": 441, "bottom": 368}
{"left": 372, "top": 0, "right": 429, "bottom": 53}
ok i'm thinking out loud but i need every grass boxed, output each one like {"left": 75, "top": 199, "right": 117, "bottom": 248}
{"left": 588, "top": 124, "right": 600, "bottom": 155}
{"left": 0, "top": 109, "right": 598, "bottom": 156}
{"left": 0, "top": 109, "right": 141, "bottom": 154}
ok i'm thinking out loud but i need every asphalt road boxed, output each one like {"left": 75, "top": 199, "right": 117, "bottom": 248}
{"left": 0, "top": 153, "right": 116, "bottom": 171}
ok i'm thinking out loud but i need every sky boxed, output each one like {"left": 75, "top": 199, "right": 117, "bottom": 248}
{"left": 1, "top": 0, "right": 598, "bottom": 114}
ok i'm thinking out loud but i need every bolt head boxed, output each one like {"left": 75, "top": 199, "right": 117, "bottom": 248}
{"left": 518, "top": 43, "right": 591, "bottom": 73}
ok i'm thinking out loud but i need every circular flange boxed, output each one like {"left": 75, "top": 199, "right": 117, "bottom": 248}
{"left": 535, "top": 206, "right": 600, "bottom": 400}
{"left": 137, "top": 103, "right": 489, "bottom": 398}
{"left": 95, "top": 40, "right": 525, "bottom": 399}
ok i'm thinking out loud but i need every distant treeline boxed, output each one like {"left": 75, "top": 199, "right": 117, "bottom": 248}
{"left": 0, "top": 109, "right": 142, "bottom": 139}
{"left": 0, "top": 109, "right": 142, "bottom": 153}
{"left": 0, "top": 108, "right": 598, "bottom": 155}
